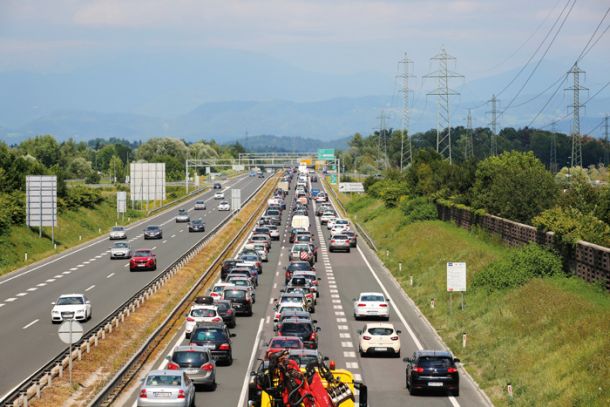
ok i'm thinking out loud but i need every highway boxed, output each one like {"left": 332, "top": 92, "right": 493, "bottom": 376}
{"left": 0, "top": 174, "right": 266, "bottom": 401}
{"left": 120, "top": 175, "right": 491, "bottom": 407}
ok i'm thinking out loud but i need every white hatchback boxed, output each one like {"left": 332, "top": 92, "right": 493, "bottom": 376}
{"left": 353, "top": 292, "right": 390, "bottom": 320}
{"left": 214, "top": 191, "right": 225, "bottom": 199}
{"left": 184, "top": 305, "right": 222, "bottom": 338}
{"left": 358, "top": 322, "right": 401, "bottom": 357}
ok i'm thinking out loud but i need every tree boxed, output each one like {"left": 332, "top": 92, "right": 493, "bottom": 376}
{"left": 18, "top": 135, "right": 60, "bottom": 168}
{"left": 68, "top": 157, "right": 94, "bottom": 179}
{"left": 472, "top": 151, "right": 557, "bottom": 223}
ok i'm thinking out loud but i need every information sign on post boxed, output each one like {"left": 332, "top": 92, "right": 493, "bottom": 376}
{"left": 116, "top": 191, "right": 127, "bottom": 220}
{"left": 26, "top": 175, "right": 58, "bottom": 244}
{"left": 231, "top": 188, "right": 241, "bottom": 211}
{"left": 130, "top": 163, "right": 166, "bottom": 211}
{"left": 330, "top": 174, "right": 337, "bottom": 185}
{"left": 447, "top": 262, "right": 466, "bottom": 312}
{"left": 317, "top": 149, "right": 335, "bottom": 161}
{"left": 339, "top": 182, "right": 365, "bottom": 193}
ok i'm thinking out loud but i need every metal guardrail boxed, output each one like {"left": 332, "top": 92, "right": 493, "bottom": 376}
{"left": 1, "top": 175, "right": 275, "bottom": 407}
{"left": 323, "top": 178, "right": 378, "bottom": 252}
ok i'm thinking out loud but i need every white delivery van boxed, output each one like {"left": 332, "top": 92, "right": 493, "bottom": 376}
{"left": 291, "top": 215, "right": 310, "bottom": 230}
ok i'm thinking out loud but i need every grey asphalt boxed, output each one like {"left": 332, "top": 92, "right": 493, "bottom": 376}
{"left": 0, "top": 175, "right": 265, "bottom": 401}
{"left": 121, "top": 176, "right": 491, "bottom": 407}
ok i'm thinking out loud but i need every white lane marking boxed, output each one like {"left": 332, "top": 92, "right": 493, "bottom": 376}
{"left": 275, "top": 271, "right": 279, "bottom": 277}
{"left": 269, "top": 298, "right": 274, "bottom": 304}
{"left": 16, "top": 293, "right": 27, "bottom": 297}
{"left": 62, "top": 271, "right": 71, "bottom": 275}
{"left": 37, "top": 283, "right": 46, "bottom": 287}
{"left": 273, "top": 282, "right": 277, "bottom": 289}
{"left": 179, "top": 229, "right": 183, "bottom": 233}
{"left": 331, "top": 294, "right": 340, "bottom": 298}
{"left": 238, "top": 319, "right": 265, "bottom": 407}
{"left": 95, "top": 255, "right": 102, "bottom": 259}
{"left": 83, "top": 261, "right": 90, "bottom": 264}
{"left": 151, "top": 246, "right": 157, "bottom": 250}
{"left": 346, "top": 362, "right": 359, "bottom": 369}
{"left": 332, "top": 299, "right": 341, "bottom": 304}
{"left": 46, "top": 279, "right": 55, "bottom": 282}
{"left": 335, "top": 311, "right": 345, "bottom": 316}
{"left": 337, "top": 318, "right": 347, "bottom": 323}
{"left": 171, "top": 234, "right": 176, "bottom": 238}
{"left": 265, "top": 316, "right": 270, "bottom": 324}
{"left": 338, "top": 325, "right": 348, "bottom": 330}
{"left": 22, "top": 319, "right": 39, "bottom": 330}
{"left": 356, "top": 245, "right": 424, "bottom": 349}
{"left": 107, "top": 273, "right": 115, "bottom": 278}
{"left": 77, "top": 264, "right": 84, "bottom": 268}
{"left": 330, "top": 289, "right": 338, "bottom": 293}
{"left": 70, "top": 267, "right": 78, "bottom": 271}
{"left": 54, "top": 275, "right": 62, "bottom": 279}
{"left": 124, "top": 263, "right": 129, "bottom": 268}
{"left": 339, "top": 333, "right": 351, "bottom": 338}
{"left": 0, "top": 304, "right": 4, "bottom": 308}
{"left": 5, "top": 297, "right": 17, "bottom": 302}
{"left": 354, "top": 373, "right": 362, "bottom": 381}
{"left": 26, "top": 288, "right": 37, "bottom": 292}
{"left": 85, "top": 285, "right": 95, "bottom": 292}
{"left": 162, "top": 240, "right": 167, "bottom": 243}
{"left": 89, "top": 258, "right": 96, "bottom": 262}
{"left": 344, "top": 351, "right": 356, "bottom": 358}
{"left": 341, "top": 341, "right": 353, "bottom": 348}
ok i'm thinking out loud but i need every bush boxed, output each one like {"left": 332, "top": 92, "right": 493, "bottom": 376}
{"left": 399, "top": 196, "right": 437, "bottom": 224}
{"left": 532, "top": 206, "right": 610, "bottom": 247}
{"left": 64, "top": 185, "right": 103, "bottom": 210}
{"left": 363, "top": 176, "right": 380, "bottom": 192}
{"left": 367, "top": 179, "right": 409, "bottom": 208}
{"left": 473, "top": 243, "right": 563, "bottom": 291}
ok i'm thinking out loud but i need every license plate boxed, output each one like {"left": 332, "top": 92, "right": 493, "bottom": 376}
{"left": 428, "top": 382, "right": 444, "bottom": 387}
{"left": 186, "top": 369, "right": 198, "bottom": 374}
{"left": 154, "top": 392, "right": 171, "bottom": 398}
{"left": 138, "top": 264, "right": 145, "bottom": 267}
{"left": 374, "top": 347, "right": 388, "bottom": 351}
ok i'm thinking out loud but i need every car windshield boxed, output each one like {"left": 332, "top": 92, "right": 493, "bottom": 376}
{"left": 281, "top": 323, "right": 312, "bottom": 334}
{"left": 190, "top": 308, "right": 216, "bottom": 317}
{"left": 251, "top": 236, "right": 266, "bottom": 241}
{"left": 112, "top": 227, "right": 124, "bottom": 231}
{"left": 270, "top": 339, "right": 302, "bottom": 349}
{"left": 146, "top": 226, "right": 159, "bottom": 231}
{"left": 292, "top": 244, "right": 310, "bottom": 252}
{"left": 241, "top": 255, "right": 258, "bottom": 261}
{"left": 145, "top": 375, "right": 182, "bottom": 387}
{"left": 281, "top": 296, "right": 302, "bottom": 303}
{"left": 296, "top": 235, "right": 311, "bottom": 242}
{"left": 134, "top": 250, "right": 151, "bottom": 257}
{"left": 178, "top": 209, "right": 186, "bottom": 214}
{"left": 361, "top": 295, "right": 385, "bottom": 302}
{"left": 419, "top": 357, "right": 454, "bottom": 368}
{"left": 336, "top": 220, "right": 348, "bottom": 225}
{"left": 172, "top": 351, "right": 209, "bottom": 366}
{"left": 196, "top": 201, "right": 204, "bottom": 204}
{"left": 113, "top": 242, "right": 128, "bottom": 248}
{"left": 192, "top": 329, "right": 226, "bottom": 341}
{"left": 216, "top": 302, "right": 230, "bottom": 312}
{"left": 368, "top": 327, "right": 394, "bottom": 335}
{"left": 57, "top": 296, "right": 84, "bottom": 305}
{"left": 288, "top": 263, "right": 310, "bottom": 271}
{"left": 224, "top": 290, "right": 246, "bottom": 299}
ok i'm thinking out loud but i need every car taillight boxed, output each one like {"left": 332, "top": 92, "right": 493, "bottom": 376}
{"left": 412, "top": 367, "right": 424, "bottom": 373}
{"left": 186, "top": 317, "right": 195, "bottom": 322}
{"left": 201, "top": 362, "right": 214, "bottom": 371}
{"left": 447, "top": 367, "right": 458, "bottom": 373}
{"left": 139, "top": 389, "right": 147, "bottom": 398}
{"left": 390, "top": 336, "right": 399, "bottom": 341}
{"left": 331, "top": 240, "right": 335, "bottom": 243}
{"left": 362, "top": 335, "right": 371, "bottom": 340}
{"left": 379, "top": 304, "right": 388, "bottom": 307}
{"left": 177, "top": 389, "right": 186, "bottom": 399}
{"left": 357, "top": 303, "right": 366, "bottom": 307}
{"left": 226, "top": 309, "right": 233, "bottom": 315}
{"left": 219, "top": 343, "right": 231, "bottom": 351}
{"left": 211, "top": 317, "right": 222, "bottom": 322}
{"left": 309, "top": 332, "right": 317, "bottom": 341}
{"left": 166, "top": 361, "right": 180, "bottom": 370}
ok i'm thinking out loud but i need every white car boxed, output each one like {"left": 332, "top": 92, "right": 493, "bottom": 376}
{"left": 218, "top": 201, "right": 231, "bottom": 211}
{"left": 51, "top": 294, "right": 92, "bottom": 323}
{"left": 268, "top": 225, "right": 280, "bottom": 240}
{"left": 247, "top": 243, "right": 268, "bottom": 262}
{"left": 214, "top": 191, "right": 225, "bottom": 199}
{"left": 109, "top": 226, "right": 127, "bottom": 240}
{"left": 175, "top": 209, "right": 190, "bottom": 223}
{"left": 194, "top": 200, "right": 207, "bottom": 210}
{"left": 185, "top": 305, "right": 222, "bottom": 338}
{"left": 331, "top": 221, "right": 350, "bottom": 235}
{"left": 326, "top": 217, "right": 338, "bottom": 230}
{"left": 353, "top": 292, "right": 390, "bottom": 320}
{"left": 320, "top": 212, "right": 335, "bottom": 225}
{"left": 358, "top": 322, "right": 402, "bottom": 357}
{"left": 209, "top": 282, "right": 234, "bottom": 301}
{"left": 315, "top": 193, "right": 327, "bottom": 203}
{"left": 273, "top": 303, "right": 306, "bottom": 322}
{"left": 110, "top": 241, "right": 132, "bottom": 259}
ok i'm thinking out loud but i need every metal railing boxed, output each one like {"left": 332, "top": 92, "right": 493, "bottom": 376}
{"left": 1, "top": 176, "right": 275, "bottom": 407}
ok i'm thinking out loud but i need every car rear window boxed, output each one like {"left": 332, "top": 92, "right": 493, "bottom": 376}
{"left": 216, "top": 302, "right": 230, "bottom": 312}
{"left": 289, "top": 354, "right": 318, "bottom": 367}
{"left": 281, "top": 323, "right": 312, "bottom": 334}
{"left": 332, "top": 235, "right": 348, "bottom": 240}
{"left": 361, "top": 295, "right": 385, "bottom": 301}
{"left": 190, "top": 308, "right": 216, "bottom": 317}
{"left": 114, "top": 242, "right": 129, "bottom": 248}
{"left": 172, "top": 351, "right": 209, "bottom": 366}
{"left": 112, "top": 227, "right": 124, "bottom": 231}
{"left": 192, "top": 329, "right": 226, "bottom": 341}
{"left": 290, "top": 277, "right": 308, "bottom": 286}
{"left": 288, "top": 262, "right": 311, "bottom": 271}
{"left": 419, "top": 357, "right": 454, "bottom": 367}
{"left": 270, "top": 339, "right": 302, "bottom": 349}
{"left": 224, "top": 290, "right": 246, "bottom": 299}
{"left": 145, "top": 375, "right": 182, "bottom": 386}
{"left": 146, "top": 226, "right": 160, "bottom": 231}
{"left": 368, "top": 327, "right": 394, "bottom": 335}
{"left": 134, "top": 250, "right": 151, "bottom": 257}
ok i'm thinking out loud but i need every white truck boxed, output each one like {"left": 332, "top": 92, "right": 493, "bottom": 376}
{"left": 291, "top": 215, "right": 310, "bottom": 230}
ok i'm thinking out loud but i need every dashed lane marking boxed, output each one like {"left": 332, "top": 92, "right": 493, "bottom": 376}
{"left": 5, "top": 298, "right": 17, "bottom": 302}
{"left": 163, "top": 240, "right": 167, "bottom": 243}
{"left": 338, "top": 325, "right": 349, "bottom": 330}
{"left": 107, "top": 273, "right": 115, "bottom": 278}
{"left": 346, "top": 362, "right": 359, "bottom": 369}
{"left": 344, "top": 351, "right": 356, "bottom": 358}
{"left": 335, "top": 311, "right": 345, "bottom": 316}
{"left": 333, "top": 305, "right": 343, "bottom": 310}
{"left": 22, "top": 319, "right": 39, "bottom": 330}
{"left": 265, "top": 316, "right": 270, "bottom": 324}
{"left": 26, "top": 288, "right": 37, "bottom": 292}
{"left": 46, "top": 279, "right": 55, "bottom": 282}
{"left": 124, "top": 263, "right": 129, "bottom": 268}
{"left": 152, "top": 246, "right": 157, "bottom": 250}
{"left": 62, "top": 271, "right": 71, "bottom": 275}
{"left": 340, "top": 333, "right": 351, "bottom": 338}
{"left": 36, "top": 283, "right": 46, "bottom": 287}
{"left": 85, "top": 285, "right": 95, "bottom": 292}
{"left": 337, "top": 318, "right": 347, "bottom": 323}
{"left": 354, "top": 373, "right": 362, "bottom": 381}
{"left": 54, "top": 275, "right": 63, "bottom": 279}
{"left": 273, "top": 283, "right": 277, "bottom": 289}
{"left": 332, "top": 299, "right": 341, "bottom": 304}
{"left": 341, "top": 342, "right": 353, "bottom": 348}
{"left": 171, "top": 234, "right": 176, "bottom": 238}
{"left": 77, "top": 264, "right": 84, "bottom": 268}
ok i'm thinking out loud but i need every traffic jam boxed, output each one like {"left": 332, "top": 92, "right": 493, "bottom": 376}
{"left": 133, "top": 168, "right": 462, "bottom": 407}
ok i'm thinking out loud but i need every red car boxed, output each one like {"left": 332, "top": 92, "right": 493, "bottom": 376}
{"left": 265, "top": 336, "right": 304, "bottom": 359}
{"left": 129, "top": 249, "right": 157, "bottom": 271}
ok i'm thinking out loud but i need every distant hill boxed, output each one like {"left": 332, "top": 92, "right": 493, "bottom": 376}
{"left": 238, "top": 135, "right": 351, "bottom": 152}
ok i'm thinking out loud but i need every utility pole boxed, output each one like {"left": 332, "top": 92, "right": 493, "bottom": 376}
{"left": 550, "top": 121, "right": 558, "bottom": 173}
{"left": 565, "top": 63, "right": 587, "bottom": 168}
{"left": 424, "top": 47, "right": 464, "bottom": 164}
{"left": 398, "top": 53, "right": 415, "bottom": 170}
{"left": 464, "top": 109, "right": 474, "bottom": 160}
{"left": 488, "top": 94, "right": 499, "bottom": 156}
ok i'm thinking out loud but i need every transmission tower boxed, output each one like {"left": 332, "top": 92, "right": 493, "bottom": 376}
{"left": 464, "top": 109, "right": 474, "bottom": 160}
{"left": 398, "top": 53, "right": 415, "bottom": 170}
{"left": 376, "top": 111, "right": 389, "bottom": 170}
{"left": 550, "top": 121, "right": 558, "bottom": 173}
{"left": 604, "top": 115, "right": 609, "bottom": 166}
{"left": 424, "top": 47, "right": 463, "bottom": 164}
{"left": 487, "top": 94, "right": 499, "bottom": 156}
{"left": 565, "top": 63, "right": 588, "bottom": 168}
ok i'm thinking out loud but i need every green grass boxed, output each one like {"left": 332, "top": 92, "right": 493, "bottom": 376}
{"left": 340, "top": 193, "right": 610, "bottom": 407}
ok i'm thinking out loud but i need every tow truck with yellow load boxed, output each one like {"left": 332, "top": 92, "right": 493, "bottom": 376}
{"left": 248, "top": 350, "right": 367, "bottom": 407}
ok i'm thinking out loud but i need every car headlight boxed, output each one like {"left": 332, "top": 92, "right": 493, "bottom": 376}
{"left": 52, "top": 311, "right": 60, "bottom": 315}
{"left": 77, "top": 309, "right": 85, "bottom": 314}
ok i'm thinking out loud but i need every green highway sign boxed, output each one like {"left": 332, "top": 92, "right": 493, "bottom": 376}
{"left": 330, "top": 174, "right": 337, "bottom": 184}
{"left": 317, "top": 149, "right": 335, "bottom": 161}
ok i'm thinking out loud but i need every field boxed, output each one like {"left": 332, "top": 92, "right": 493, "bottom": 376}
{"left": 339, "top": 193, "right": 610, "bottom": 407}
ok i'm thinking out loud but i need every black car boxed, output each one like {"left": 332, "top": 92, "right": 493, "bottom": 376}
{"left": 310, "top": 175, "right": 318, "bottom": 182}
{"left": 344, "top": 230, "right": 358, "bottom": 247}
{"left": 215, "top": 300, "right": 236, "bottom": 328}
{"left": 143, "top": 225, "right": 162, "bottom": 239}
{"left": 284, "top": 261, "right": 313, "bottom": 285}
{"left": 258, "top": 173, "right": 265, "bottom": 178}
{"left": 213, "top": 182, "right": 222, "bottom": 189}
{"left": 222, "top": 287, "right": 253, "bottom": 316}
{"left": 404, "top": 350, "right": 460, "bottom": 396}
{"left": 189, "top": 322, "right": 236, "bottom": 365}
{"left": 221, "top": 259, "right": 239, "bottom": 280}
{"left": 189, "top": 218, "right": 205, "bottom": 232}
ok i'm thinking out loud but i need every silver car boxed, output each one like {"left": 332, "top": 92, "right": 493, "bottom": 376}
{"left": 110, "top": 242, "right": 132, "bottom": 259}
{"left": 166, "top": 346, "right": 216, "bottom": 389}
{"left": 175, "top": 209, "right": 190, "bottom": 223}
{"left": 137, "top": 370, "right": 196, "bottom": 407}
{"left": 109, "top": 226, "right": 127, "bottom": 240}
{"left": 329, "top": 234, "right": 351, "bottom": 253}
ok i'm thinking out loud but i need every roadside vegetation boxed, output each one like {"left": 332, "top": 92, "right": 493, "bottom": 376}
{"left": 337, "top": 191, "right": 610, "bottom": 406}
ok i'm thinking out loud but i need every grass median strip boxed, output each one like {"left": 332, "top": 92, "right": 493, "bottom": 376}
{"left": 28, "top": 177, "right": 277, "bottom": 407}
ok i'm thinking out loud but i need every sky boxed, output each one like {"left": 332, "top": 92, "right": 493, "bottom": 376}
{"left": 1, "top": 0, "right": 608, "bottom": 78}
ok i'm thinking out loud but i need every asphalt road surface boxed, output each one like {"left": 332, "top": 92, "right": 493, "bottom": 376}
{"left": 0, "top": 174, "right": 265, "bottom": 401}
{"left": 121, "top": 175, "right": 491, "bottom": 407}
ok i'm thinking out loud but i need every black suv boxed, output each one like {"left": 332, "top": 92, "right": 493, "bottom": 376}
{"left": 213, "top": 182, "right": 222, "bottom": 189}
{"left": 189, "top": 322, "right": 236, "bottom": 365}
{"left": 222, "top": 287, "right": 253, "bottom": 316}
{"left": 189, "top": 218, "right": 205, "bottom": 232}
{"left": 143, "top": 225, "right": 162, "bottom": 239}
{"left": 277, "top": 318, "right": 319, "bottom": 349}
{"left": 220, "top": 259, "right": 239, "bottom": 280}
{"left": 404, "top": 350, "right": 460, "bottom": 396}
{"left": 284, "top": 261, "right": 313, "bottom": 284}
{"left": 215, "top": 300, "right": 236, "bottom": 328}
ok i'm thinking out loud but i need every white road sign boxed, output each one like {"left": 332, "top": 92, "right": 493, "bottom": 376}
{"left": 26, "top": 175, "right": 57, "bottom": 227}
{"left": 130, "top": 163, "right": 166, "bottom": 201}
{"left": 447, "top": 262, "right": 467, "bottom": 292}
{"left": 231, "top": 188, "right": 241, "bottom": 211}
{"left": 116, "top": 191, "right": 127, "bottom": 214}
{"left": 339, "top": 182, "right": 365, "bottom": 193}
{"left": 58, "top": 320, "right": 84, "bottom": 344}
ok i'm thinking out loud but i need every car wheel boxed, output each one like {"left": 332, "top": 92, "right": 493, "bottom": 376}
{"left": 354, "top": 314, "right": 359, "bottom": 321}
{"left": 359, "top": 347, "right": 366, "bottom": 357}
{"left": 152, "top": 264, "right": 157, "bottom": 271}
{"left": 226, "top": 356, "right": 233, "bottom": 366}
{"left": 408, "top": 385, "right": 417, "bottom": 396}
{"left": 347, "top": 248, "right": 351, "bottom": 253}
{"left": 230, "top": 321, "right": 236, "bottom": 329}
{"left": 395, "top": 350, "right": 401, "bottom": 358}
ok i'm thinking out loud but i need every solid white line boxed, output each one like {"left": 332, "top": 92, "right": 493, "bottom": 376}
{"left": 238, "top": 318, "right": 265, "bottom": 407}
{"left": 85, "top": 285, "right": 95, "bottom": 292}
{"left": 22, "top": 319, "right": 39, "bottom": 330}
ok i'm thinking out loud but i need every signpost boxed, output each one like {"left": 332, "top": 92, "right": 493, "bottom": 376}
{"left": 447, "top": 262, "right": 467, "bottom": 312}
{"left": 317, "top": 149, "right": 335, "bottom": 161}
{"left": 26, "top": 175, "right": 57, "bottom": 245}
{"left": 58, "top": 320, "right": 84, "bottom": 386}
{"left": 116, "top": 191, "right": 127, "bottom": 220}
{"left": 339, "top": 182, "right": 365, "bottom": 193}
{"left": 231, "top": 188, "right": 241, "bottom": 211}
{"left": 330, "top": 174, "right": 337, "bottom": 185}
{"left": 130, "top": 163, "right": 166, "bottom": 211}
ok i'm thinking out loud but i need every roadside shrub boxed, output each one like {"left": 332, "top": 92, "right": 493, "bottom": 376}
{"left": 64, "top": 185, "right": 103, "bottom": 210}
{"left": 532, "top": 206, "right": 610, "bottom": 247}
{"left": 367, "top": 179, "right": 409, "bottom": 208}
{"left": 399, "top": 196, "right": 437, "bottom": 224}
{"left": 473, "top": 243, "right": 562, "bottom": 291}
{"left": 363, "top": 176, "right": 380, "bottom": 192}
